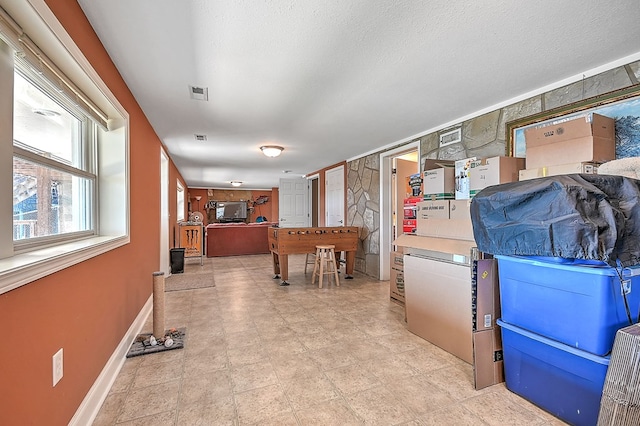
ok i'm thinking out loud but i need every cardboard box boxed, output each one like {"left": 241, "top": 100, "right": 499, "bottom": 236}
{"left": 394, "top": 233, "right": 476, "bottom": 258}
{"left": 402, "top": 219, "right": 416, "bottom": 234}
{"left": 526, "top": 136, "right": 615, "bottom": 169}
{"left": 416, "top": 200, "right": 450, "bottom": 220}
{"left": 472, "top": 259, "right": 500, "bottom": 332}
{"left": 449, "top": 199, "right": 471, "bottom": 220}
{"left": 423, "top": 167, "right": 455, "bottom": 200}
{"left": 424, "top": 159, "right": 454, "bottom": 171}
{"left": 390, "top": 251, "right": 405, "bottom": 304}
{"left": 407, "top": 173, "right": 423, "bottom": 197}
{"left": 455, "top": 157, "right": 477, "bottom": 199}
{"left": 518, "top": 161, "right": 599, "bottom": 181}
{"left": 524, "top": 113, "right": 615, "bottom": 144}
{"left": 469, "top": 156, "right": 525, "bottom": 197}
{"left": 473, "top": 328, "right": 504, "bottom": 390}
{"left": 416, "top": 218, "right": 474, "bottom": 241}
{"left": 524, "top": 114, "right": 615, "bottom": 169}
{"left": 472, "top": 258, "right": 504, "bottom": 390}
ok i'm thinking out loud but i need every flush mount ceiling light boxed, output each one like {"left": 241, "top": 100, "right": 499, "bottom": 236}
{"left": 260, "top": 145, "right": 284, "bottom": 158}
{"left": 231, "top": 181, "right": 242, "bottom": 187}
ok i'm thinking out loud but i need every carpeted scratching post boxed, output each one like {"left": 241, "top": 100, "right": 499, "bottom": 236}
{"left": 153, "top": 271, "right": 165, "bottom": 339}
{"left": 126, "top": 271, "right": 186, "bottom": 358}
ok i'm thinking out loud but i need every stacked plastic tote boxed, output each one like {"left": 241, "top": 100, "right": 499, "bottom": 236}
{"left": 471, "top": 174, "right": 640, "bottom": 426}
{"left": 496, "top": 256, "right": 640, "bottom": 425}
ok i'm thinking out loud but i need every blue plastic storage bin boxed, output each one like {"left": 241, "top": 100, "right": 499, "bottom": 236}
{"left": 496, "top": 255, "right": 640, "bottom": 355}
{"left": 498, "top": 319, "right": 609, "bottom": 426}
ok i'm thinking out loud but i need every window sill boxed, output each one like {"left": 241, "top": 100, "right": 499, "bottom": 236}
{"left": 0, "top": 235, "right": 129, "bottom": 295}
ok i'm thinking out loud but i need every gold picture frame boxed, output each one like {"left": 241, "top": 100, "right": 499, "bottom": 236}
{"left": 506, "top": 83, "right": 640, "bottom": 157}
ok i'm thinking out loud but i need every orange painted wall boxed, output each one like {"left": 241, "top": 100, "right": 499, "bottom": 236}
{"left": 187, "top": 188, "right": 209, "bottom": 225}
{"left": 0, "top": 1, "right": 186, "bottom": 424}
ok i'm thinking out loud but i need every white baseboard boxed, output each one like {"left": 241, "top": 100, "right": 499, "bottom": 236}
{"left": 69, "top": 296, "right": 152, "bottom": 426}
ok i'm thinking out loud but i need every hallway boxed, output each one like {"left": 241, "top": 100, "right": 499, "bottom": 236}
{"left": 93, "top": 254, "right": 566, "bottom": 425}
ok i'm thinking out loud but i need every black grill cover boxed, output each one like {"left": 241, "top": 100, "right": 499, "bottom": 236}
{"left": 470, "top": 174, "right": 640, "bottom": 267}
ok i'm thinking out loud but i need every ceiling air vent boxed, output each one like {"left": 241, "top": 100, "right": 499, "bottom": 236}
{"left": 188, "top": 85, "right": 209, "bottom": 101}
{"left": 439, "top": 127, "right": 462, "bottom": 147}
{"left": 194, "top": 134, "right": 207, "bottom": 141}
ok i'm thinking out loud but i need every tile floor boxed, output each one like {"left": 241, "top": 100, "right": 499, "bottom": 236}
{"left": 93, "top": 254, "right": 568, "bottom": 425}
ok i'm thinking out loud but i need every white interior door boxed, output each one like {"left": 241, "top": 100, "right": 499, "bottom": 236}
{"left": 159, "top": 149, "right": 170, "bottom": 276}
{"left": 279, "top": 178, "right": 309, "bottom": 227}
{"left": 325, "top": 165, "right": 345, "bottom": 226}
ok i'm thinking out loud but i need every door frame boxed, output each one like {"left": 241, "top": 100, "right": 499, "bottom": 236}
{"left": 379, "top": 141, "right": 420, "bottom": 280}
{"left": 306, "top": 173, "right": 320, "bottom": 227}
{"left": 159, "top": 148, "right": 170, "bottom": 276}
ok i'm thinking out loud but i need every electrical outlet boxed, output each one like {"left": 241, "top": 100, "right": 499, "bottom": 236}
{"left": 52, "top": 348, "right": 63, "bottom": 387}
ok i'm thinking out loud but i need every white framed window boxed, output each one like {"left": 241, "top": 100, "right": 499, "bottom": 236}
{"left": 176, "top": 180, "right": 185, "bottom": 221}
{"left": 0, "top": 1, "right": 130, "bottom": 295}
{"left": 13, "top": 66, "right": 95, "bottom": 246}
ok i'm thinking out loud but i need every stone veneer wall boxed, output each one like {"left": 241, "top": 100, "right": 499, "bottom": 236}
{"left": 347, "top": 154, "right": 380, "bottom": 276}
{"left": 347, "top": 60, "right": 640, "bottom": 279}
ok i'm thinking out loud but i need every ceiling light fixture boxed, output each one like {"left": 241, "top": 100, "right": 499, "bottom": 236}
{"left": 231, "top": 181, "right": 242, "bottom": 187}
{"left": 260, "top": 145, "right": 284, "bottom": 158}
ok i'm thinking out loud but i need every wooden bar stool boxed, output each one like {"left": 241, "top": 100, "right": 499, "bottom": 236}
{"left": 304, "top": 252, "right": 315, "bottom": 274}
{"left": 312, "top": 244, "right": 340, "bottom": 288}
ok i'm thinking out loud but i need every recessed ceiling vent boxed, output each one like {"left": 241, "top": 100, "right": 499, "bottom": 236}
{"left": 194, "top": 134, "right": 207, "bottom": 141}
{"left": 188, "top": 85, "right": 209, "bottom": 101}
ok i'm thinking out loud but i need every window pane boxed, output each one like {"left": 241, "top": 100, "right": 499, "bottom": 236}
{"left": 13, "top": 157, "right": 93, "bottom": 240}
{"left": 13, "top": 72, "right": 82, "bottom": 167}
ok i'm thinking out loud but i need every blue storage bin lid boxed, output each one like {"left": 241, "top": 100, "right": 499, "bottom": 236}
{"left": 522, "top": 256, "right": 608, "bottom": 266}
{"left": 497, "top": 319, "right": 610, "bottom": 364}
{"left": 495, "top": 255, "right": 640, "bottom": 277}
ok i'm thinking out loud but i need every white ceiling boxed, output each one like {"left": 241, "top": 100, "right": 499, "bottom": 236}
{"left": 77, "top": 0, "right": 640, "bottom": 190}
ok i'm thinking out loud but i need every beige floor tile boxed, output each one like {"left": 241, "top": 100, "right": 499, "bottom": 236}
{"left": 117, "top": 380, "right": 181, "bottom": 423}
{"left": 93, "top": 254, "right": 572, "bottom": 426}
{"left": 462, "top": 389, "right": 550, "bottom": 426}
{"left": 324, "top": 363, "right": 382, "bottom": 395}
{"left": 361, "top": 355, "right": 419, "bottom": 383}
{"left": 385, "top": 376, "right": 456, "bottom": 416}
{"left": 341, "top": 337, "right": 393, "bottom": 361}
{"left": 183, "top": 347, "right": 229, "bottom": 376}
{"left": 294, "top": 397, "right": 363, "bottom": 425}
{"left": 297, "top": 331, "right": 339, "bottom": 351}
{"left": 394, "top": 346, "right": 455, "bottom": 374}
{"left": 177, "top": 396, "right": 236, "bottom": 425}
{"left": 107, "top": 359, "right": 140, "bottom": 394}
{"left": 227, "top": 343, "right": 267, "bottom": 367}
{"left": 230, "top": 360, "right": 279, "bottom": 393}
{"left": 132, "top": 359, "right": 185, "bottom": 388}
{"left": 345, "top": 385, "right": 415, "bottom": 425}
{"left": 270, "top": 351, "right": 323, "bottom": 381}
{"left": 306, "top": 343, "right": 358, "bottom": 371}
{"left": 417, "top": 405, "right": 490, "bottom": 426}
{"left": 281, "top": 371, "right": 341, "bottom": 410}
{"left": 262, "top": 336, "right": 308, "bottom": 358}
{"left": 117, "top": 410, "right": 177, "bottom": 426}
{"left": 92, "top": 392, "right": 127, "bottom": 426}
{"left": 419, "top": 363, "right": 478, "bottom": 401}
{"left": 178, "top": 370, "right": 233, "bottom": 406}
{"left": 234, "top": 384, "right": 292, "bottom": 425}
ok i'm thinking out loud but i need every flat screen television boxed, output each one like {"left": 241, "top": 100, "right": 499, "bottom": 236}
{"left": 216, "top": 201, "right": 248, "bottom": 222}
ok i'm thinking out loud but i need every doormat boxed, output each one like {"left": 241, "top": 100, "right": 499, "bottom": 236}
{"left": 126, "top": 327, "right": 186, "bottom": 358}
{"left": 165, "top": 273, "right": 215, "bottom": 292}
